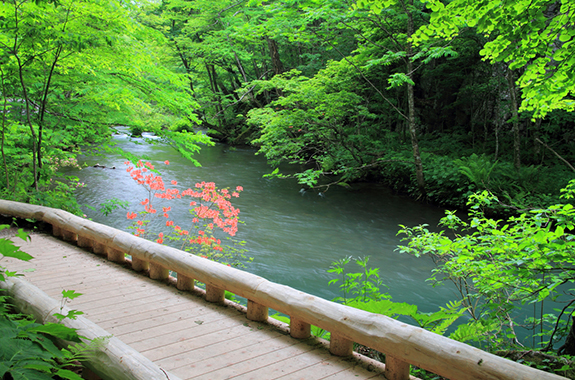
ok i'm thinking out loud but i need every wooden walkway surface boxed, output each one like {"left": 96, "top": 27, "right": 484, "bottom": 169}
{"left": 5, "top": 232, "right": 386, "bottom": 380}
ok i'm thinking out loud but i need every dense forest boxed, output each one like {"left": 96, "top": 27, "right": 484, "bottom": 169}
{"left": 0, "top": 0, "right": 573, "bottom": 212}
{"left": 1, "top": 0, "right": 575, "bottom": 377}
{"left": 151, "top": 0, "right": 575, "bottom": 210}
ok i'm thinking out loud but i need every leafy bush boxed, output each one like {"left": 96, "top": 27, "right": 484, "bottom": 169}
{"left": 397, "top": 184, "right": 575, "bottom": 352}
{"left": 422, "top": 154, "right": 471, "bottom": 208}
{"left": 1, "top": 181, "right": 84, "bottom": 217}
{"left": 0, "top": 309, "right": 85, "bottom": 380}
{"left": 327, "top": 256, "right": 464, "bottom": 335}
{"left": 454, "top": 153, "right": 574, "bottom": 210}
{"left": 129, "top": 125, "right": 145, "bottom": 137}
{"left": 171, "top": 118, "right": 195, "bottom": 133}
{"left": 0, "top": 225, "right": 87, "bottom": 379}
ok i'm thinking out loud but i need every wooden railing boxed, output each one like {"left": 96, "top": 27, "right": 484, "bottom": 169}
{"left": 1, "top": 276, "right": 182, "bottom": 380}
{"left": 0, "top": 200, "right": 567, "bottom": 380}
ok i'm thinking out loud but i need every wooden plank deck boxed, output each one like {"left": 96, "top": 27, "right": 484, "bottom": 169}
{"left": 4, "top": 232, "right": 386, "bottom": 380}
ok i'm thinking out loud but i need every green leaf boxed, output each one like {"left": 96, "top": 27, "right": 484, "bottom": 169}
{"left": 61, "top": 290, "right": 82, "bottom": 300}
{"left": 263, "top": 167, "right": 280, "bottom": 178}
{"left": 55, "top": 368, "right": 84, "bottom": 380}
{"left": 0, "top": 239, "right": 33, "bottom": 261}
{"left": 29, "top": 324, "right": 82, "bottom": 343}
{"left": 15, "top": 229, "right": 31, "bottom": 242}
{"left": 386, "top": 73, "right": 415, "bottom": 89}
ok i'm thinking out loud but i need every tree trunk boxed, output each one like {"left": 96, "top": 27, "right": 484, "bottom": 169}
{"left": 38, "top": 45, "right": 63, "bottom": 173}
{"left": 533, "top": 118, "right": 542, "bottom": 160}
{"left": 559, "top": 315, "right": 575, "bottom": 356}
{"left": 407, "top": 77, "right": 425, "bottom": 196}
{"left": 208, "top": 65, "right": 224, "bottom": 131}
{"left": 15, "top": 55, "right": 38, "bottom": 191}
{"left": 266, "top": 37, "right": 284, "bottom": 76}
{"left": 0, "top": 67, "right": 9, "bottom": 190}
{"left": 405, "top": 0, "right": 425, "bottom": 196}
{"left": 506, "top": 68, "right": 521, "bottom": 170}
{"left": 483, "top": 100, "right": 489, "bottom": 151}
{"left": 234, "top": 51, "right": 248, "bottom": 83}
{"left": 13, "top": 5, "right": 37, "bottom": 190}
{"left": 494, "top": 65, "right": 503, "bottom": 160}
{"left": 260, "top": 46, "right": 271, "bottom": 103}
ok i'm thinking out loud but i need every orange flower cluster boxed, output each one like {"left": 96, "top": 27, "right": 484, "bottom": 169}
{"left": 123, "top": 160, "right": 244, "bottom": 261}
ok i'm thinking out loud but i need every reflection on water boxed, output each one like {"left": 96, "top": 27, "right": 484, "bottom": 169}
{"left": 63, "top": 132, "right": 456, "bottom": 312}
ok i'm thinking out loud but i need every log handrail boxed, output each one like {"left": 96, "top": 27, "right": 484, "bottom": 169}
{"left": 0, "top": 200, "right": 567, "bottom": 380}
{"left": 0, "top": 277, "right": 181, "bottom": 380}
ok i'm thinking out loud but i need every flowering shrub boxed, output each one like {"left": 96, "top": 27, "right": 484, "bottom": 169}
{"left": 124, "top": 160, "right": 250, "bottom": 267}
{"left": 45, "top": 155, "right": 82, "bottom": 171}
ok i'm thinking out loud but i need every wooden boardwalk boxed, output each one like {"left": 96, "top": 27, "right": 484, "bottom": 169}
{"left": 5, "top": 232, "right": 386, "bottom": 380}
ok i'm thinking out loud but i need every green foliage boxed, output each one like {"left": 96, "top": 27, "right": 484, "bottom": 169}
{"left": 162, "top": 130, "right": 214, "bottom": 168}
{"left": 247, "top": 63, "right": 384, "bottom": 188}
{"left": 387, "top": 72, "right": 415, "bottom": 89}
{"left": 413, "top": 0, "right": 575, "bottom": 117}
{"left": 0, "top": 0, "right": 203, "bottom": 212}
{"left": 348, "top": 298, "right": 464, "bottom": 336}
{"left": 328, "top": 256, "right": 388, "bottom": 304}
{"left": 397, "top": 185, "right": 575, "bottom": 350}
{"left": 327, "top": 256, "right": 464, "bottom": 336}
{"left": 273, "top": 255, "right": 463, "bottom": 344}
{"left": 141, "top": 0, "right": 575, "bottom": 210}
{"left": 374, "top": 145, "right": 573, "bottom": 211}
{"left": 54, "top": 290, "right": 84, "bottom": 323}
{"left": 86, "top": 198, "right": 130, "bottom": 217}
{"left": 0, "top": 226, "right": 32, "bottom": 281}
{"left": 0, "top": 315, "right": 75, "bottom": 380}
{"left": 452, "top": 153, "right": 573, "bottom": 211}
{"left": 455, "top": 153, "right": 498, "bottom": 189}
{"left": 0, "top": 226, "right": 89, "bottom": 379}
{"left": 0, "top": 308, "right": 92, "bottom": 380}
{"left": 130, "top": 126, "right": 146, "bottom": 138}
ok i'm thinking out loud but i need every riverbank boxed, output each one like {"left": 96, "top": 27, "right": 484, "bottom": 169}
{"left": 362, "top": 146, "right": 574, "bottom": 214}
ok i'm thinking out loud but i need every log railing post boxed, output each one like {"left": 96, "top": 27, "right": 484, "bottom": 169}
{"left": 149, "top": 262, "right": 169, "bottom": 280}
{"left": 247, "top": 300, "right": 268, "bottom": 322}
{"left": 107, "top": 247, "right": 125, "bottom": 263}
{"left": 290, "top": 317, "right": 311, "bottom": 339}
{"left": 131, "top": 256, "right": 149, "bottom": 272}
{"left": 62, "top": 229, "right": 77, "bottom": 243}
{"left": 205, "top": 285, "right": 225, "bottom": 304}
{"left": 52, "top": 225, "right": 62, "bottom": 238}
{"left": 385, "top": 354, "right": 410, "bottom": 380}
{"left": 92, "top": 242, "right": 106, "bottom": 256}
{"left": 77, "top": 235, "right": 93, "bottom": 249}
{"left": 176, "top": 274, "right": 194, "bottom": 291}
{"left": 329, "top": 333, "right": 353, "bottom": 357}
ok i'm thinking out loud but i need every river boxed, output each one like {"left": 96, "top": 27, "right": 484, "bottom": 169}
{"left": 63, "top": 131, "right": 455, "bottom": 314}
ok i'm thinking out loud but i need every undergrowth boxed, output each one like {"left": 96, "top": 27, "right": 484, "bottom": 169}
{"left": 0, "top": 224, "right": 95, "bottom": 379}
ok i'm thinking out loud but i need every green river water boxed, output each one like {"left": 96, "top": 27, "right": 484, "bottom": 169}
{"left": 64, "top": 131, "right": 456, "bottom": 314}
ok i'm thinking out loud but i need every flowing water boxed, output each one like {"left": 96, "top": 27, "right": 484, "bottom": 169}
{"left": 63, "top": 131, "right": 456, "bottom": 313}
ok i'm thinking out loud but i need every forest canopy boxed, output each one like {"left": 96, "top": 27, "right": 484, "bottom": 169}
{"left": 0, "top": 0, "right": 574, "bottom": 211}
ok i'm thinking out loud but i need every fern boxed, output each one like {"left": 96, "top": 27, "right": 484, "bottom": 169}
{"left": 455, "top": 153, "right": 498, "bottom": 188}
{"left": 449, "top": 320, "right": 497, "bottom": 345}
